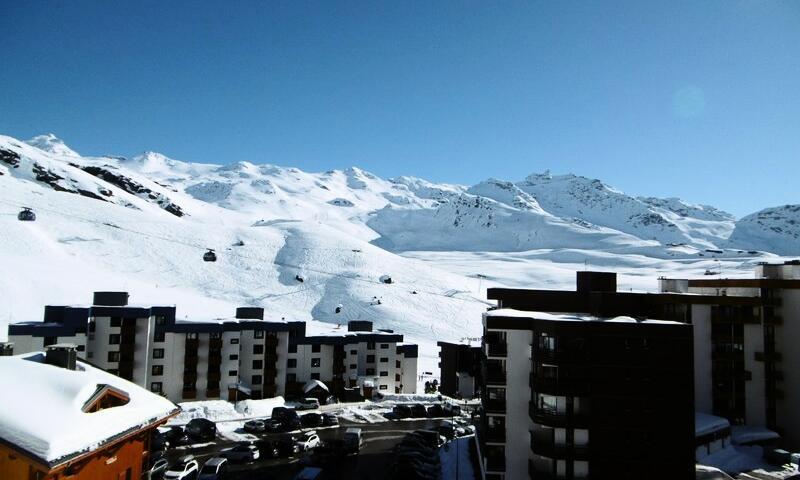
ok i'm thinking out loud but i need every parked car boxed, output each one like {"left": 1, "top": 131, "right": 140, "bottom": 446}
{"left": 186, "top": 418, "right": 216, "bottom": 441}
{"left": 294, "top": 467, "right": 323, "bottom": 480}
{"left": 426, "top": 404, "right": 445, "bottom": 417}
{"left": 297, "top": 398, "right": 321, "bottom": 410}
{"left": 263, "top": 418, "right": 283, "bottom": 433}
{"left": 198, "top": 457, "right": 228, "bottom": 480}
{"left": 277, "top": 435, "right": 301, "bottom": 457}
{"left": 321, "top": 413, "right": 339, "bottom": 426}
{"left": 151, "top": 431, "right": 170, "bottom": 452}
{"left": 163, "top": 456, "right": 199, "bottom": 480}
{"left": 165, "top": 426, "right": 190, "bottom": 446}
{"left": 255, "top": 439, "right": 280, "bottom": 458}
{"left": 220, "top": 443, "right": 260, "bottom": 463}
{"left": 392, "top": 405, "right": 413, "bottom": 419}
{"left": 443, "top": 403, "right": 462, "bottom": 416}
{"left": 410, "top": 404, "right": 428, "bottom": 418}
{"left": 146, "top": 457, "right": 169, "bottom": 480}
{"left": 296, "top": 431, "right": 322, "bottom": 451}
{"left": 343, "top": 427, "right": 363, "bottom": 454}
{"left": 301, "top": 412, "right": 323, "bottom": 428}
{"left": 272, "top": 407, "right": 301, "bottom": 431}
{"left": 243, "top": 419, "right": 266, "bottom": 433}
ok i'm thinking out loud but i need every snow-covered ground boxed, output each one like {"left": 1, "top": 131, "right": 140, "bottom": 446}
{"left": 1, "top": 133, "right": 797, "bottom": 376}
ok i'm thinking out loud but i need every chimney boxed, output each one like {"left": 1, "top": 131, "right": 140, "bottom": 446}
{"left": 45, "top": 344, "right": 78, "bottom": 370}
{"left": 235, "top": 307, "right": 265, "bottom": 320}
{"left": 576, "top": 271, "right": 617, "bottom": 294}
{"left": 93, "top": 291, "right": 129, "bottom": 306}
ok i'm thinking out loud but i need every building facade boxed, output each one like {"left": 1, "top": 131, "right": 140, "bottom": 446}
{"left": 481, "top": 308, "right": 695, "bottom": 480}
{"left": 660, "top": 260, "right": 800, "bottom": 448}
{"left": 7, "top": 292, "right": 418, "bottom": 403}
{"left": 438, "top": 341, "right": 482, "bottom": 399}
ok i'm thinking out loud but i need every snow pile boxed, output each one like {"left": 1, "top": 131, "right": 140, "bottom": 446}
{"left": 169, "top": 397, "right": 285, "bottom": 425}
{"left": 696, "top": 412, "right": 731, "bottom": 437}
{"left": 0, "top": 352, "right": 177, "bottom": 464}
{"left": 337, "top": 404, "right": 390, "bottom": 424}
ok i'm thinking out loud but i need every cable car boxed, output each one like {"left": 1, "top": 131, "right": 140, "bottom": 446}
{"left": 17, "top": 207, "right": 36, "bottom": 221}
{"left": 203, "top": 249, "right": 217, "bottom": 262}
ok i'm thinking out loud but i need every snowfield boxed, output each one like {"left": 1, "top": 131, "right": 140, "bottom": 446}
{"left": 1, "top": 133, "right": 797, "bottom": 376}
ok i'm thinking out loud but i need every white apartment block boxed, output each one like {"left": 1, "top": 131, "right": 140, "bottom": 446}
{"left": 7, "top": 292, "right": 418, "bottom": 403}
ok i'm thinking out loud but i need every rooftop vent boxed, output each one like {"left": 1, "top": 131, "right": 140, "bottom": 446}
{"left": 347, "top": 320, "right": 373, "bottom": 332}
{"left": 576, "top": 271, "right": 617, "bottom": 294}
{"left": 235, "top": 307, "right": 265, "bottom": 320}
{"left": 45, "top": 343, "right": 78, "bottom": 370}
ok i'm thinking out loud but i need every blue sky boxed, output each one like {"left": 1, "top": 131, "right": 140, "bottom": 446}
{"left": 1, "top": 1, "right": 798, "bottom": 216}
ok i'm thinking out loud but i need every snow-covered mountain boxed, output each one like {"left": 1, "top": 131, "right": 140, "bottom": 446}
{"left": 1, "top": 133, "right": 797, "bottom": 371}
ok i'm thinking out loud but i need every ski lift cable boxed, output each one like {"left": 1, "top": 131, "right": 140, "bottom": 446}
{"left": 0, "top": 198, "right": 489, "bottom": 304}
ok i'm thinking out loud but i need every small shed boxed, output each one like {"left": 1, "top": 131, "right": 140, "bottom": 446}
{"left": 302, "top": 379, "right": 330, "bottom": 402}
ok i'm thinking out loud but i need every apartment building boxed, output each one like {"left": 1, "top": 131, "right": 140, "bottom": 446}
{"left": 438, "top": 341, "right": 482, "bottom": 399}
{"left": 660, "top": 260, "right": 800, "bottom": 448}
{"left": 7, "top": 292, "right": 417, "bottom": 403}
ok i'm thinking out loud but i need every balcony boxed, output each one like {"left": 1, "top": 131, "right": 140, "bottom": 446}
{"left": 712, "top": 350, "right": 743, "bottom": 361}
{"left": 486, "top": 342, "right": 507, "bottom": 358}
{"left": 764, "top": 315, "right": 783, "bottom": 326}
{"left": 484, "top": 399, "right": 506, "bottom": 414}
{"left": 485, "top": 369, "right": 506, "bottom": 386}
{"left": 264, "top": 353, "right": 278, "bottom": 364}
{"left": 529, "top": 374, "right": 587, "bottom": 396}
{"left": 265, "top": 336, "right": 279, "bottom": 347}
{"left": 755, "top": 351, "right": 783, "bottom": 362}
{"left": 263, "top": 385, "right": 278, "bottom": 398}
{"left": 209, "top": 338, "right": 223, "bottom": 349}
{"left": 206, "top": 389, "right": 221, "bottom": 398}
{"left": 185, "top": 338, "right": 199, "bottom": 349}
{"left": 531, "top": 434, "right": 590, "bottom": 460}
{"left": 121, "top": 324, "right": 136, "bottom": 336}
{"left": 485, "top": 455, "right": 506, "bottom": 473}
{"left": 207, "top": 372, "right": 221, "bottom": 382}
{"left": 484, "top": 427, "right": 506, "bottom": 443}
{"left": 263, "top": 367, "right": 277, "bottom": 379}
{"left": 183, "top": 372, "right": 198, "bottom": 382}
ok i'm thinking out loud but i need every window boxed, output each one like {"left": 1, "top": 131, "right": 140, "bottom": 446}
{"left": 229, "top": 354, "right": 239, "bottom": 360}
{"left": 538, "top": 333, "right": 556, "bottom": 353}
{"left": 311, "top": 373, "right": 320, "bottom": 380}
{"left": 253, "top": 345, "right": 264, "bottom": 355}
{"left": 380, "top": 371, "right": 388, "bottom": 377}
{"left": 286, "top": 373, "right": 296, "bottom": 383}
{"left": 109, "top": 334, "right": 121, "bottom": 345}
{"left": 288, "top": 359, "right": 297, "bottom": 368}
{"left": 187, "top": 332, "right": 198, "bottom": 340}
{"left": 367, "top": 342, "right": 375, "bottom": 350}
{"left": 154, "top": 331, "right": 165, "bottom": 342}
{"left": 252, "top": 375, "right": 262, "bottom": 384}
{"left": 366, "top": 355, "right": 375, "bottom": 363}
{"left": 152, "top": 365, "right": 163, "bottom": 376}
{"left": 349, "top": 363, "right": 357, "bottom": 369}
{"left": 76, "top": 345, "right": 85, "bottom": 352}
{"left": 366, "top": 368, "right": 375, "bottom": 376}
{"left": 311, "top": 358, "right": 321, "bottom": 368}
{"left": 207, "top": 380, "right": 220, "bottom": 390}
{"left": 254, "top": 330, "right": 264, "bottom": 339}
{"left": 155, "top": 315, "right": 166, "bottom": 326}
{"left": 150, "top": 382, "right": 162, "bottom": 393}
{"left": 379, "top": 385, "right": 388, "bottom": 390}
{"left": 110, "top": 317, "right": 121, "bottom": 327}
{"left": 380, "top": 357, "right": 388, "bottom": 363}
{"left": 230, "top": 338, "right": 240, "bottom": 345}
{"left": 108, "top": 351, "right": 120, "bottom": 362}
{"left": 350, "top": 349, "right": 357, "bottom": 355}
{"left": 210, "top": 332, "right": 221, "bottom": 339}
{"left": 252, "top": 360, "right": 263, "bottom": 369}
{"left": 312, "top": 344, "right": 321, "bottom": 353}
{"left": 396, "top": 360, "right": 401, "bottom": 368}
{"left": 152, "top": 348, "right": 164, "bottom": 359}
{"left": 228, "top": 370, "right": 238, "bottom": 377}
{"left": 380, "top": 343, "right": 389, "bottom": 349}
{"left": 288, "top": 344, "right": 297, "bottom": 353}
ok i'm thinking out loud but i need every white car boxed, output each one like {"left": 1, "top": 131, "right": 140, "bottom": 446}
{"left": 220, "top": 443, "right": 260, "bottom": 462}
{"left": 163, "top": 456, "right": 199, "bottom": 480}
{"left": 296, "top": 432, "right": 321, "bottom": 451}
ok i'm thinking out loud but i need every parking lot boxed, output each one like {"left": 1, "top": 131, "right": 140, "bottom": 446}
{"left": 154, "top": 403, "right": 475, "bottom": 480}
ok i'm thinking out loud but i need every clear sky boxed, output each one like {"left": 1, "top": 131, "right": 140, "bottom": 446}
{"left": 1, "top": 1, "right": 798, "bottom": 216}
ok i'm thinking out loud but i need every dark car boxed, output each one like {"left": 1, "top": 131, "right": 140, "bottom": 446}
{"left": 165, "top": 426, "right": 190, "bottom": 446}
{"left": 443, "top": 404, "right": 462, "bottom": 416}
{"left": 271, "top": 407, "right": 297, "bottom": 422}
{"left": 151, "top": 432, "right": 170, "bottom": 452}
{"left": 264, "top": 418, "right": 284, "bottom": 433}
{"left": 186, "top": 418, "right": 216, "bottom": 441}
{"left": 255, "top": 439, "right": 280, "bottom": 459}
{"left": 276, "top": 435, "right": 301, "bottom": 457}
{"left": 321, "top": 413, "right": 339, "bottom": 426}
{"left": 301, "top": 413, "right": 323, "bottom": 428}
{"left": 410, "top": 404, "right": 428, "bottom": 418}
{"left": 243, "top": 419, "right": 266, "bottom": 433}
{"left": 393, "top": 405, "right": 413, "bottom": 419}
{"left": 426, "top": 404, "right": 445, "bottom": 418}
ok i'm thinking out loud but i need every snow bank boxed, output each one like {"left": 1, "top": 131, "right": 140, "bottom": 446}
{"left": 169, "top": 397, "right": 285, "bottom": 425}
{"left": 696, "top": 412, "right": 731, "bottom": 437}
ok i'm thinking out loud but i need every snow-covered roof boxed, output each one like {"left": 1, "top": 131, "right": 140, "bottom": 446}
{"left": 0, "top": 352, "right": 178, "bottom": 466}
{"left": 302, "top": 379, "right": 329, "bottom": 394}
{"left": 696, "top": 412, "right": 731, "bottom": 437}
{"left": 485, "top": 308, "right": 682, "bottom": 325}
{"left": 731, "top": 425, "right": 780, "bottom": 445}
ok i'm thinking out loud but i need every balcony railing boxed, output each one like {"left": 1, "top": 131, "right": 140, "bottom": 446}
{"left": 182, "top": 389, "right": 197, "bottom": 400}
{"left": 486, "top": 342, "right": 507, "bottom": 358}
{"left": 206, "top": 389, "right": 220, "bottom": 398}
{"left": 265, "top": 336, "right": 279, "bottom": 347}
{"left": 207, "top": 372, "right": 221, "bottom": 382}
{"left": 484, "top": 427, "right": 506, "bottom": 443}
{"left": 209, "top": 338, "right": 223, "bottom": 349}
{"left": 756, "top": 351, "right": 782, "bottom": 362}
{"left": 484, "top": 399, "right": 506, "bottom": 414}
{"left": 529, "top": 373, "right": 587, "bottom": 396}
{"left": 485, "top": 369, "right": 507, "bottom": 385}
{"left": 485, "top": 455, "right": 506, "bottom": 473}
{"left": 531, "top": 434, "right": 590, "bottom": 460}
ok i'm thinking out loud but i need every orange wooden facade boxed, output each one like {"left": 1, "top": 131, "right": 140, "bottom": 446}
{"left": 0, "top": 423, "right": 162, "bottom": 480}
